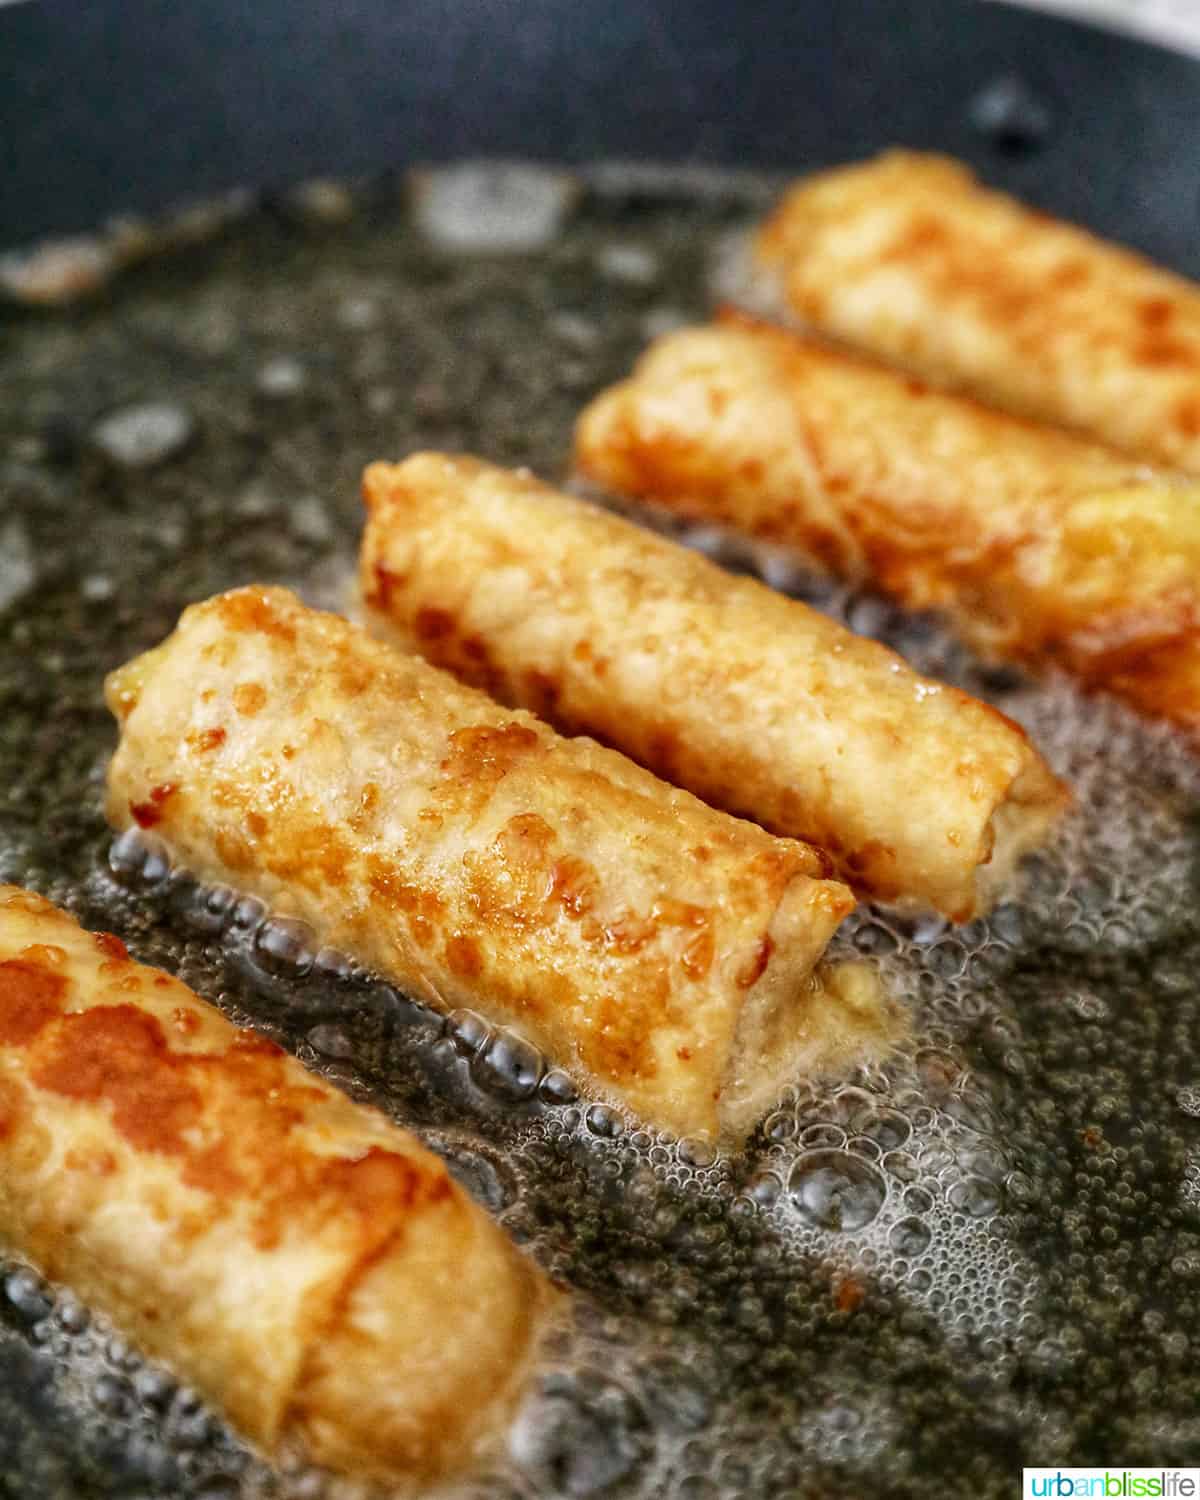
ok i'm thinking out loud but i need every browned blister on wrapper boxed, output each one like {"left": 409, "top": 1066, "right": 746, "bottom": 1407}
{"left": 360, "top": 454, "right": 1066, "bottom": 920}
{"left": 0, "top": 884, "right": 553, "bottom": 1488}
{"left": 105, "top": 586, "right": 896, "bottom": 1144}
{"left": 574, "top": 316, "right": 1200, "bottom": 745}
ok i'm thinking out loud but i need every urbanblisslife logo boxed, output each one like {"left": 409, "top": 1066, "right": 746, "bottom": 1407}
{"left": 1024, "top": 1473, "right": 1200, "bottom": 1498}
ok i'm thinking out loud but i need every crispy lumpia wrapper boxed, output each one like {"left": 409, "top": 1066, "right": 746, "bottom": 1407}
{"left": 359, "top": 454, "right": 1064, "bottom": 920}
{"left": 0, "top": 885, "right": 550, "bottom": 1485}
{"left": 105, "top": 587, "right": 891, "bottom": 1141}
{"left": 754, "top": 149, "right": 1200, "bottom": 474}
{"left": 574, "top": 316, "right": 1200, "bottom": 741}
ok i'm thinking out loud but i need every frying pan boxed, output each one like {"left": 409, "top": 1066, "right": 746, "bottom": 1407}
{"left": 3, "top": 2, "right": 1200, "bottom": 1497}
{"left": 4, "top": 0, "right": 1200, "bottom": 268}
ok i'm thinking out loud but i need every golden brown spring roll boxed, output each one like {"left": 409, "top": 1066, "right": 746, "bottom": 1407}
{"left": 359, "top": 454, "right": 1065, "bottom": 921}
{"left": 753, "top": 149, "right": 1200, "bottom": 473}
{"left": 105, "top": 586, "right": 893, "bottom": 1142}
{"left": 0, "top": 884, "right": 551, "bottom": 1486}
{"left": 574, "top": 317, "right": 1200, "bottom": 743}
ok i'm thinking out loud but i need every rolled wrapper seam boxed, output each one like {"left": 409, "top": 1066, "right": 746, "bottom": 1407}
{"left": 104, "top": 586, "right": 897, "bottom": 1143}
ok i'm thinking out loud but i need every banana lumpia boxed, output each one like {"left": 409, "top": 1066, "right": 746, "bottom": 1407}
{"left": 0, "top": 884, "right": 551, "bottom": 1485}
{"left": 574, "top": 317, "right": 1200, "bottom": 742}
{"left": 105, "top": 586, "right": 892, "bottom": 1142}
{"left": 753, "top": 149, "right": 1200, "bottom": 473}
{"left": 360, "top": 453, "right": 1066, "bottom": 920}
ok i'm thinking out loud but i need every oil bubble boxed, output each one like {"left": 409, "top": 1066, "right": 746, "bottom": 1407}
{"left": 678, "top": 1137, "right": 717, "bottom": 1169}
{"left": 1177, "top": 1085, "right": 1200, "bottom": 1118}
{"left": 471, "top": 1026, "right": 544, "bottom": 1101}
{"left": 55, "top": 1294, "right": 89, "bottom": 1335}
{"left": 948, "top": 1177, "right": 1005, "bottom": 1219}
{"left": 188, "top": 882, "right": 238, "bottom": 935}
{"left": 438, "top": 1143, "right": 516, "bottom": 1214}
{"left": 229, "top": 894, "right": 266, "bottom": 934}
{"left": 586, "top": 1104, "right": 624, "bottom": 1139}
{"left": 882, "top": 1150, "right": 920, "bottom": 1183}
{"left": 857, "top": 1108, "right": 911, "bottom": 1151}
{"left": 539, "top": 1068, "right": 578, "bottom": 1106}
{"left": 313, "top": 945, "right": 356, "bottom": 982}
{"left": 761, "top": 1110, "right": 795, "bottom": 1142}
{"left": 108, "top": 829, "right": 171, "bottom": 888}
{"left": 889, "top": 1217, "right": 933, "bottom": 1257}
{"left": 94, "top": 1372, "right": 133, "bottom": 1416}
{"left": 846, "top": 1135, "right": 884, "bottom": 1161}
{"left": 511, "top": 1374, "right": 650, "bottom": 1496}
{"left": 446, "top": 1008, "right": 491, "bottom": 1058}
{"left": 4, "top": 1269, "right": 51, "bottom": 1324}
{"left": 788, "top": 1151, "right": 886, "bottom": 1231}
{"left": 744, "top": 1171, "right": 783, "bottom": 1209}
{"left": 133, "top": 1366, "right": 177, "bottom": 1409}
{"left": 252, "top": 916, "right": 317, "bottom": 978}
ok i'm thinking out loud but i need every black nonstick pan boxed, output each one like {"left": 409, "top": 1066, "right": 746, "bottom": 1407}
{"left": 4, "top": 3, "right": 1200, "bottom": 1497}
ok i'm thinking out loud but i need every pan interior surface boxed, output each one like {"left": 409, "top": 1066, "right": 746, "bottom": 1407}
{"left": 2, "top": 165, "right": 1200, "bottom": 1499}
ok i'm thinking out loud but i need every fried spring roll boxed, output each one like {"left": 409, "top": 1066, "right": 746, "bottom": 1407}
{"left": 574, "top": 317, "right": 1200, "bottom": 741}
{"left": 105, "top": 586, "right": 893, "bottom": 1142}
{"left": 0, "top": 884, "right": 551, "bottom": 1486}
{"left": 359, "top": 454, "right": 1065, "bottom": 920}
{"left": 753, "top": 149, "right": 1200, "bottom": 473}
